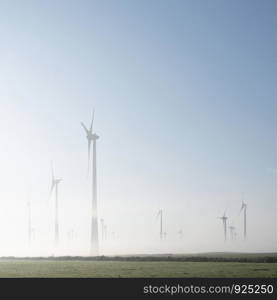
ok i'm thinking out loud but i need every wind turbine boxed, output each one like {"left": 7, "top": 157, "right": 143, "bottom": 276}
{"left": 178, "top": 229, "right": 183, "bottom": 239}
{"left": 81, "top": 110, "right": 99, "bottom": 256}
{"left": 27, "top": 202, "right": 32, "bottom": 244}
{"left": 67, "top": 229, "right": 75, "bottom": 241}
{"left": 229, "top": 225, "right": 236, "bottom": 241}
{"left": 218, "top": 212, "right": 228, "bottom": 241}
{"left": 49, "top": 163, "right": 62, "bottom": 247}
{"left": 100, "top": 218, "right": 108, "bottom": 241}
{"left": 31, "top": 228, "right": 35, "bottom": 241}
{"left": 157, "top": 209, "right": 164, "bottom": 241}
{"left": 240, "top": 200, "right": 247, "bottom": 240}
{"left": 100, "top": 218, "right": 105, "bottom": 241}
{"left": 104, "top": 224, "right": 107, "bottom": 240}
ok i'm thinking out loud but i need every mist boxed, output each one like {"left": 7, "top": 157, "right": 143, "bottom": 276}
{"left": 0, "top": 0, "right": 276, "bottom": 256}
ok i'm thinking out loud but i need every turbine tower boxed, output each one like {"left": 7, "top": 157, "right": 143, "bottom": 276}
{"left": 81, "top": 110, "right": 99, "bottom": 256}
{"left": 49, "top": 164, "right": 62, "bottom": 247}
{"left": 240, "top": 201, "right": 247, "bottom": 240}
{"left": 218, "top": 212, "right": 228, "bottom": 241}
{"left": 157, "top": 209, "right": 164, "bottom": 241}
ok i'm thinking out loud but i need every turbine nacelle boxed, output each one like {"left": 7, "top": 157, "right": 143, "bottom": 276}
{"left": 86, "top": 131, "right": 99, "bottom": 141}
{"left": 81, "top": 109, "right": 99, "bottom": 141}
{"left": 53, "top": 178, "right": 62, "bottom": 185}
{"left": 218, "top": 212, "right": 228, "bottom": 222}
{"left": 92, "top": 133, "right": 99, "bottom": 140}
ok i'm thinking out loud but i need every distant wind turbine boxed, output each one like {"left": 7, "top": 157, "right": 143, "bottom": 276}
{"left": 240, "top": 200, "right": 247, "bottom": 240}
{"left": 81, "top": 110, "right": 99, "bottom": 255}
{"left": 100, "top": 218, "right": 105, "bottom": 241}
{"left": 178, "top": 229, "right": 183, "bottom": 239}
{"left": 100, "top": 219, "right": 108, "bottom": 241}
{"left": 49, "top": 163, "right": 62, "bottom": 247}
{"left": 27, "top": 201, "right": 32, "bottom": 244}
{"left": 157, "top": 209, "right": 164, "bottom": 241}
{"left": 218, "top": 212, "right": 228, "bottom": 241}
{"left": 31, "top": 228, "right": 35, "bottom": 241}
{"left": 67, "top": 229, "right": 75, "bottom": 241}
{"left": 229, "top": 225, "right": 236, "bottom": 241}
{"left": 104, "top": 224, "right": 107, "bottom": 240}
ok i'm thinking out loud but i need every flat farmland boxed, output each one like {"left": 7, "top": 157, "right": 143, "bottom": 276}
{"left": 0, "top": 257, "right": 276, "bottom": 278}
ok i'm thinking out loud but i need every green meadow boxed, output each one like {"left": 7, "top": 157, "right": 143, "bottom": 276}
{"left": 0, "top": 254, "right": 277, "bottom": 278}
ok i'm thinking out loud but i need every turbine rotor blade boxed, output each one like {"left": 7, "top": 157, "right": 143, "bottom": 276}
{"left": 156, "top": 210, "right": 161, "bottom": 219}
{"left": 49, "top": 181, "right": 55, "bottom": 198}
{"left": 51, "top": 162, "right": 55, "bottom": 181}
{"left": 239, "top": 201, "right": 245, "bottom": 214}
{"left": 81, "top": 122, "right": 89, "bottom": 134}
{"left": 90, "top": 109, "right": 95, "bottom": 132}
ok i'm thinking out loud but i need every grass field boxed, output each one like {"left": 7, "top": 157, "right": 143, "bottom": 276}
{"left": 0, "top": 259, "right": 276, "bottom": 278}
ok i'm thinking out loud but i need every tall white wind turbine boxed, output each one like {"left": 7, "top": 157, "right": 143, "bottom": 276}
{"left": 81, "top": 110, "right": 99, "bottom": 255}
{"left": 49, "top": 164, "right": 62, "bottom": 247}
{"left": 240, "top": 201, "right": 247, "bottom": 240}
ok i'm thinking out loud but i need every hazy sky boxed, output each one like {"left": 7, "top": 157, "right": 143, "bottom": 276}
{"left": 0, "top": 0, "right": 276, "bottom": 256}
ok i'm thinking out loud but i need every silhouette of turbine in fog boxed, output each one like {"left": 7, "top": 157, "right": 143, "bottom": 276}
{"left": 229, "top": 225, "right": 236, "bottom": 241}
{"left": 100, "top": 218, "right": 107, "bottom": 241}
{"left": 27, "top": 201, "right": 32, "bottom": 244}
{"left": 100, "top": 218, "right": 105, "bottom": 241}
{"left": 104, "top": 224, "right": 107, "bottom": 240}
{"left": 81, "top": 110, "right": 99, "bottom": 255}
{"left": 157, "top": 209, "right": 164, "bottom": 241}
{"left": 218, "top": 212, "right": 228, "bottom": 241}
{"left": 240, "top": 200, "right": 247, "bottom": 240}
{"left": 67, "top": 229, "right": 75, "bottom": 241}
{"left": 49, "top": 164, "right": 62, "bottom": 247}
{"left": 178, "top": 229, "right": 183, "bottom": 239}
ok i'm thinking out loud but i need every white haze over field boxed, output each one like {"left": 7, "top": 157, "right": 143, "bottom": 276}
{"left": 0, "top": 0, "right": 276, "bottom": 256}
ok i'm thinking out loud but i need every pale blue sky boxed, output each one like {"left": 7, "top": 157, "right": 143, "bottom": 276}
{"left": 0, "top": 0, "right": 276, "bottom": 255}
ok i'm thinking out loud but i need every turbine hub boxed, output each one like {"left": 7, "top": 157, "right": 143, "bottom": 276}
{"left": 92, "top": 133, "right": 99, "bottom": 140}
